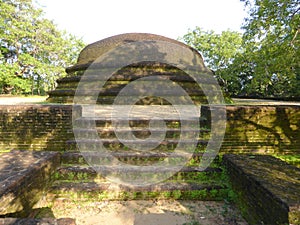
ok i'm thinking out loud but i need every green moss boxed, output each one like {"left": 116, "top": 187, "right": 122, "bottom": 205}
{"left": 274, "top": 154, "right": 300, "bottom": 168}
{"left": 0, "top": 149, "right": 12, "bottom": 154}
{"left": 182, "top": 221, "right": 201, "bottom": 225}
{"left": 34, "top": 207, "right": 55, "bottom": 219}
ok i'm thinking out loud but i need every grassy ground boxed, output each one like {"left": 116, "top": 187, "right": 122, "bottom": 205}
{"left": 232, "top": 98, "right": 300, "bottom": 105}
{"left": 0, "top": 95, "right": 48, "bottom": 104}
{"left": 274, "top": 154, "right": 300, "bottom": 168}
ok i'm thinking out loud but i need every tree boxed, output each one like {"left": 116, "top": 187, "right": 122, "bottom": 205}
{"left": 180, "top": 27, "right": 244, "bottom": 95}
{"left": 181, "top": 0, "right": 299, "bottom": 98}
{"left": 0, "top": 0, "right": 85, "bottom": 95}
{"left": 240, "top": 0, "right": 300, "bottom": 97}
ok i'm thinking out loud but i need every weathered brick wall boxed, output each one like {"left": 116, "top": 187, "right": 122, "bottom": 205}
{"left": 202, "top": 105, "right": 300, "bottom": 154}
{"left": 0, "top": 105, "right": 76, "bottom": 151}
{"left": 1, "top": 105, "right": 299, "bottom": 154}
{"left": 223, "top": 154, "right": 300, "bottom": 225}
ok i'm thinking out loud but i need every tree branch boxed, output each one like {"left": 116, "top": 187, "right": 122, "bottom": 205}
{"left": 291, "top": 28, "right": 299, "bottom": 47}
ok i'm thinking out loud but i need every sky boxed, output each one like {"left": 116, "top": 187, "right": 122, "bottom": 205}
{"left": 36, "top": 0, "right": 248, "bottom": 44}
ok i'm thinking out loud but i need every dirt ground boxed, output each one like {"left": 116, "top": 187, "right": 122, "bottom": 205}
{"left": 0, "top": 96, "right": 299, "bottom": 106}
{"left": 46, "top": 199, "right": 248, "bottom": 225}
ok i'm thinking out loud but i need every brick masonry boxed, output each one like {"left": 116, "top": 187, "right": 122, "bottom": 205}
{"left": 0, "top": 105, "right": 76, "bottom": 151}
{"left": 0, "top": 150, "right": 60, "bottom": 216}
{"left": 201, "top": 105, "right": 300, "bottom": 154}
{"left": 223, "top": 154, "right": 300, "bottom": 225}
{"left": 0, "top": 105, "right": 299, "bottom": 155}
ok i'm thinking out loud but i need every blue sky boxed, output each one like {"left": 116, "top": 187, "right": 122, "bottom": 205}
{"left": 36, "top": 0, "right": 247, "bottom": 44}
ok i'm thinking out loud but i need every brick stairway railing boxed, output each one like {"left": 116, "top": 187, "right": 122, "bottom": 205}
{"left": 223, "top": 154, "right": 300, "bottom": 225}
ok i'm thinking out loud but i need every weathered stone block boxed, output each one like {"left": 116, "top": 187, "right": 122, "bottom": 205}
{"left": 0, "top": 150, "right": 60, "bottom": 216}
{"left": 223, "top": 154, "right": 300, "bottom": 225}
{"left": 0, "top": 218, "right": 76, "bottom": 225}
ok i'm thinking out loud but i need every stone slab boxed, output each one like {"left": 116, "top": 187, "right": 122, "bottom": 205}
{"left": 223, "top": 154, "right": 300, "bottom": 225}
{"left": 0, "top": 150, "right": 60, "bottom": 216}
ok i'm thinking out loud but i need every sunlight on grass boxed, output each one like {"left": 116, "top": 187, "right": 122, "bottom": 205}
{"left": 274, "top": 154, "right": 300, "bottom": 168}
{"left": 0, "top": 149, "right": 12, "bottom": 155}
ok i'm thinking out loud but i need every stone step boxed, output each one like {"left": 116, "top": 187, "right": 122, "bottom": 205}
{"left": 64, "top": 60, "right": 214, "bottom": 80}
{"left": 64, "top": 61, "right": 188, "bottom": 74}
{"left": 73, "top": 120, "right": 205, "bottom": 128}
{"left": 67, "top": 138, "right": 209, "bottom": 144}
{"left": 72, "top": 87, "right": 206, "bottom": 97}
{"left": 49, "top": 88, "right": 207, "bottom": 97}
{"left": 56, "top": 73, "right": 202, "bottom": 84}
{"left": 51, "top": 69, "right": 217, "bottom": 105}
{"left": 55, "top": 165, "right": 222, "bottom": 181}
{"left": 74, "top": 116, "right": 206, "bottom": 125}
{"left": 61, "top": 151, "right": 211, "bottom": 164}
{"left": 70, "top": 73, "right": 217, "bottom": 86}
{"left": 50, "top": 181, "right": 227, "bottom": 201}
{"left": 0, "top": 150, "right": 60, "bottom": 216}
{"left": 74, "top": 127, "right": 209, "bottom": 133}
{"left": 49, "top": 91, "right": 208, "bottom": 105}
{"left": 72, "top": 127, "right": 210, "bottom": 139}
{"left": 77, "top": 105, "right": 204, "bottom": 119}
{"left": 74, "top": 165, "right": 220, "bottom": 174}
{"left": 65, "top": 139, "right": 209, "bottom": 151}
{"left": 0, "top": 218, "right": 76, "bottom": 225}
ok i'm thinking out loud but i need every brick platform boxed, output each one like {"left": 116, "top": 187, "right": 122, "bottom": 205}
{"left": 223, "top": 154, "right": 300, "bottom": 225}
{"left": 0, "top": 150, "right": 60, "bottom": 216}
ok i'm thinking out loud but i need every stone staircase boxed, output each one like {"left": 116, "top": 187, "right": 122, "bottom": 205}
{"left": 43, "top": 33, "right": 231, "bottom": 222}
{"left": 48, "top": 105, "right": 229, "bottom": 202}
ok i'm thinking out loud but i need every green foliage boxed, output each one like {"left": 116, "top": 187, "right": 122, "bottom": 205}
{"left": 181, "top": 28, "right": 243, "bottom": 72}
{"left": 0, "top": 0, "right": 85, "bottom": 95}
{"left": 181, "top": 0, "right": 299, "bottom": 98}
{"left": 240, "top": 0, "right": 300, "bottom": 97}
{"left": 181, "top": 28, "right": 243, "bottom": 95}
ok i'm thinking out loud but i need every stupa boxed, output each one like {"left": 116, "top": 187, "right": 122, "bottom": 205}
{"left": 47, "top": 33, "right": 214, "bottom": 105}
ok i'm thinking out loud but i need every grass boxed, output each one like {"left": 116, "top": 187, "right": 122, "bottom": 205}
{"left": 182, "top": 221, "right": 201, "bottom": 225}
{"left": 0, "top": 149, "right": 12, "bottom": 154}
{"left": 274, "top": 154, "right": 300, "bottom": 168}
{"left": 0, "top": 94, "right": 44, "bottom": 97}
{"left": 0, "top": 95, "right": 48, "bottom": 104}
{"left": 231, "top": 98, "right": 300, "bottom": 105}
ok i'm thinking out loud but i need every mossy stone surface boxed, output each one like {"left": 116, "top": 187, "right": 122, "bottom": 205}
{"left": 223, "top": 154, "right": 300, "bottom": 225}
{"left": 0, "top": 150, "right": 60, "bottom": 216}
